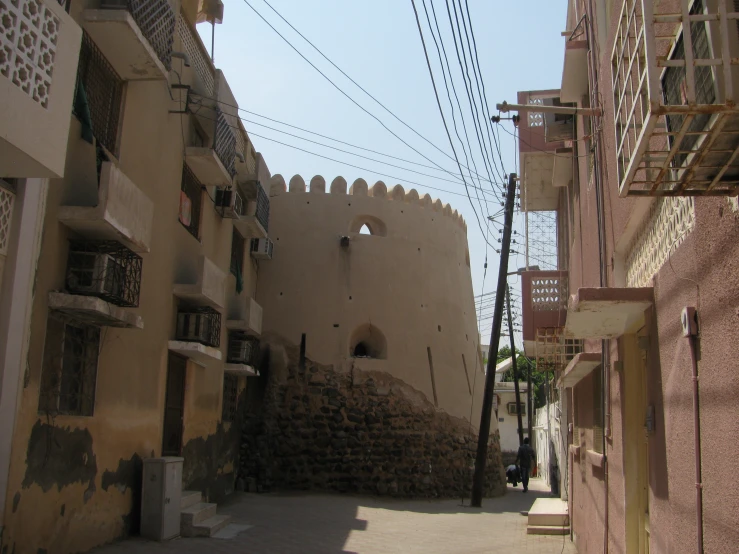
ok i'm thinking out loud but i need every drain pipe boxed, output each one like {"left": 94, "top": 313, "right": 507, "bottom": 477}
{"left": 682, "top": 307, "right": 704, "bottom": 554}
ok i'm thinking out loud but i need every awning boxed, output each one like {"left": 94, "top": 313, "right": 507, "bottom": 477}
{"left": 565, "top": 287, "right": 653, "bottom": 339}
{"left": 558, "top": 352, "right": 601, "bottom": 388}
{"left": 560, "top": 40, "right": 588, "bottom": 103}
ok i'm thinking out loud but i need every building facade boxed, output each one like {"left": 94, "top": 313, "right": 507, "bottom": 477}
{"left": 520, "top": 1, "right": 739, "bottom": 553}
{"left": 0, "top": 1, "right": 270, "bottom": 552}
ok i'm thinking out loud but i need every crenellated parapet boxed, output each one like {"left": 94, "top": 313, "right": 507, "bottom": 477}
{"left": 268, "top": 174, "right": 468, "bottom": 233}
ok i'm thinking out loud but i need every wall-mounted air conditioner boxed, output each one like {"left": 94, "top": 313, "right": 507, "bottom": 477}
{"left": 227, "top": 333, "right": 257, "bottom": 365}
{"left": 250, "top": 238, "right": 273, "bottom": 260}
{"left": 215, "top": 188, "right": 245, "bottom": 219}
{"left": 67, "top": 251, "right": 126, "bottom": 299}
{"left": 176, "top": 312, "right": 213, "bottom": 344}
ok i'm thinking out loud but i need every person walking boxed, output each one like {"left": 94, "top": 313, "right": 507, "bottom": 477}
{"left": 516, "top": 437, "right": 535, "bottom": 492}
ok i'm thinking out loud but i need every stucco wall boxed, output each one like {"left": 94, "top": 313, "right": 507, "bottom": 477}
{"left": 494, "top": 386, "right": 530, "bottom": 453}
{"left": 257, "top": 174, "right": 487, "bottom": 430}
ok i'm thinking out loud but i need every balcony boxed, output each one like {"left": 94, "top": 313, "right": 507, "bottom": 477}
{"left": 564, "top": 287, "right": 653, "bottom": 339}
{"left": 517, "top": 90, "right": 568, "bottom": 211}
{"left": 226, "top": 297, "right": 262, "bottom": 337}
{"left": 612, "top": 0, "right": 739, "bottom": 196}
{"left": 234, "top": 185, "right": 269, "bottom": 237}
{"left": 176, "top": 10, "right": 215, "bottom": 98}
{"left": 0, "top": 0, "right": 82, "bottom": 178}
{"left": 173, "top": 254, "right": 226, "bottom": 310}
{"left": 82, "top": 0, "right": 175, "bottom": 81}
{"left": 169, "top": 305, "right": 222, "bottom": 365}
{"left": 521, "top": 270, "right": 568, "bottom": 358}
{"left": 58, "top": 161, "right": 154, "bottom": 252}
{"left": 49, "top": 291, "right": 143, "bottom": 328}
{"left": 185, "top": 107, "right": 236, "bottom": 186}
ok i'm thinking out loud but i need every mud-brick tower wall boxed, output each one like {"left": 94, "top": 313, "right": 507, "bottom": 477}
{"left": 259, "top": 174, "right": 489, "bottom": 427}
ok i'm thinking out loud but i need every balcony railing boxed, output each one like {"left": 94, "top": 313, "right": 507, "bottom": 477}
{"left": 177, "top": 10, "right": 215, "bottom": 97}
{"left": 521, "top": 270, "right": 568, "bottom": 357}
{"left": 254, "top": 184, "right": 269, "bottom": 233}
{"left": 65, "top": 240, "right": 143, "bottom": 308}
{"left": 99, "top": 0, "right": 176, "bottom": 70}
{"left": 214, "top": 107, "right": 236, "bottom": 177}
{"left": 612, "top": 0, "right": 739, "bottom": 196}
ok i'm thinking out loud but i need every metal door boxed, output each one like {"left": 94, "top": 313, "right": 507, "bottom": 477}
{"left": 162, "top": 353, "right": 186, "bottom": 456}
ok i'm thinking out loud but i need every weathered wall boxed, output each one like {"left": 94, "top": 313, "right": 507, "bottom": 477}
{"left": 258, "top": 174, "right": 486, "bottom": 427}
{"left": 0, "top": 8, "right": 263, "bottom": 553}
{"left": 493, "top": 384, "right": 530, "bottom": 453}
{"left": 240, "top": 337, "right": 506, "bottom": 498}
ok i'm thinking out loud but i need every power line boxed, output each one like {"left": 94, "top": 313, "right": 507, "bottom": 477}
{"left": 240, "top": 0, "right": 487, "bottom": 190}
{"left": 255, "top": 0, "right": 493, "bottom": 184}
{"left": 409, "top": 0, "right": 497, "bottom": 249}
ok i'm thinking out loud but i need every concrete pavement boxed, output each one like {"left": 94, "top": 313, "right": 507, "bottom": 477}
{"left": 93, "top": 477, "right": 575, "bottom": 553}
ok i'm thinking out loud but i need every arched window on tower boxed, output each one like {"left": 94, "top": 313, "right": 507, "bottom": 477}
{"left": 349, "top": 324, "right": 387, "bottom": 359}
{"left": 359, "top": 223, "right": 372, "bottom": 235}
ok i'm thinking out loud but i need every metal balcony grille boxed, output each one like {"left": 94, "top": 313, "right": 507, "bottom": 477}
{"left": 230, "top": 228, "right": 245, "bottom": 277}
{"left": 102, "top": 0, "right": 175, "bottom": 70}
{"left": 39, "top": 314, "right": 100, "bottom": 417}
{"left": 222, "top": 373, "right": 239, "bottom": 422}
{"left": 255, "top": 184, "right": 270, "bottom": 233}
{"left": 176, "top": 306, "right": 221, "bottom": 348}
{"left": 177, "top": 11, "right": 215, "bottom": 96}
{"left": 226, "top": 331, "right": 259, "bottom": 365}
{"left": 535, "top": 327, "right": 583, "bottom": 373}
{"left": 611, "top": 0, "right": 739, "bottom": 196}
{"left": 214, "top": 108, "right": 236, "bottom": 177}
{"left": 180, "top": 164, "right": 203, "bottom": 239}
{"left": 66, "top": 240, "right": 142, "bottom": 308}
{"left": 73, "top": 31, "right": 124, "bottom": 154}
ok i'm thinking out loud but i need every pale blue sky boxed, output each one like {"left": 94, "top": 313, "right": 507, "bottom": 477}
{"left": 199, "top": 0, "right": 566, "bottom": 342}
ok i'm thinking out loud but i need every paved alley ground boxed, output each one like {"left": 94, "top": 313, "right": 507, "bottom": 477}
{"left": 94, "top": 478, "right": 575, "bottom": 554}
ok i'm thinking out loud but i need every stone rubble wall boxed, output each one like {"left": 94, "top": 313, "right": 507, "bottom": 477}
{"left": 240, "top": 338, "right": 506, "bottom": 498}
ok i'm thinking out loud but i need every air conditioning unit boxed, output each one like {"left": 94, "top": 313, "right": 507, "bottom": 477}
{"left": 67, "top": 251, "right": 126, "bottom": 299}
{"left": 215, "top": 188, "right": 245, "bottom": 219}
{"left": 227, "top": 333, "right": 257, "bottom": 365}
{"left": 250, "top": 238, "right": 274, "bottom": 260}
{"left": 176, "top": 312, "right": 213, "bottom": 344}
{"left": 543, "top": 97, "right": 575, "bottom": 142}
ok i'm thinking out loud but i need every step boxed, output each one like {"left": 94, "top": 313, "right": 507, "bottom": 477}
{"left": 189, "top": 514, "right": 232, "bottom": 538}
{"left": 527, "top": 524, "right": 571, "bottom": 535}
{"left": 527, "top": 498, "right": 569, "bottom": 527}
{"left": 181, "top": 502, "right": 218, "bottom": 529}
{"left": 180, "top": 490, "right": 202, "bottom": 510}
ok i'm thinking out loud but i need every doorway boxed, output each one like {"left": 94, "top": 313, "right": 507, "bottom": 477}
{"left": 162, "top": 353, "right": 187, "bottom": 456}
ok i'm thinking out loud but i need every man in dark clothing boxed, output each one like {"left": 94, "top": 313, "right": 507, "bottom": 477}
{"left": 516, "top": 438, "right": 535, "bottom": 492}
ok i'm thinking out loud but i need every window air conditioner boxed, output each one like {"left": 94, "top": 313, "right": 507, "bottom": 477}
{"left": 250, "top": 238, "right": 274, "bottom": 260}
{"left": 215, "top": 188, "right": 245, "bottom": 219}
{"left": 67, "top": 252, "right": 126, "bottom": 299}
{"left": 227, "top": 334, "right": 257, "bottom": 365}
{"left": 176, "top": 312, "right": 213, "bottom": 344}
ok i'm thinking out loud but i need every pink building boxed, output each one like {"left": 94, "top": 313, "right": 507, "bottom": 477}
{"left": 519, "top": 1, "right": 739, "bottom": 553}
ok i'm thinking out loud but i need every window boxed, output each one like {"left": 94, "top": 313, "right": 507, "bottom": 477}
{"left": 349, "top": 324, "right": 387, "bottom": 359}
{"left": 222, "top": 374, "right": 239, "bottom": 422}
{"left": 179, "top": 164, "right": 203, "bottom": 239}
{"left": 507, "top": 402, "right": 526, "bottom": 416}
{"left": 230, "top": 228, "right": 245, "bottom": 278}
{"left": 349, "top": 215, "right": 387, "bottom": 236}
{"left": 73, "top": 32, "right": 124, "bottom": 155}
{"left": 39, "top": 315, "right": 100, "bottom": 416}
{"left": 592, "top": 366, "right": 604, "bottom": 454}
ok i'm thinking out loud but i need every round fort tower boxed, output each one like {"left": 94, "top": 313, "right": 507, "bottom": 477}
{"left": 257, "top": 174, "right": 490, "bottom": 426}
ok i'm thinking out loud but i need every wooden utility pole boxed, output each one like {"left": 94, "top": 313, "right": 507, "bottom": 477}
{"left": 506, "top": 284, "right": 524, "bottom": 446}
{"left": 471, "top": 173, "right": 517, "bottom": 507}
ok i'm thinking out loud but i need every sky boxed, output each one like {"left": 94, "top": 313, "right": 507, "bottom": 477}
{"left": 198, "top": 0, "right": 566, "bottom": 346}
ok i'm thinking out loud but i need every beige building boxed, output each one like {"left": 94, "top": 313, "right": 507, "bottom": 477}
{"left": 0, "top": 1, "right": 270, "bottom": 552}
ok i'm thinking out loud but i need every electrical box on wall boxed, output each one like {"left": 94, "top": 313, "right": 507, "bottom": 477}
{"left": 141, "top": 457, "right": 184, "bottom": 541}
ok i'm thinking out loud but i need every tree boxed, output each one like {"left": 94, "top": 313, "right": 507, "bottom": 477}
{"left": 496, "top": 346, "right": 552, "bottom": 409}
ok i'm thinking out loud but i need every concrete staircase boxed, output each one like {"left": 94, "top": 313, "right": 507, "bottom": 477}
{"left": 526, "top": 498, "right": 570, "bottom": 535}
{"left": 180, "top": 490, "right": 231, "bottom": 538}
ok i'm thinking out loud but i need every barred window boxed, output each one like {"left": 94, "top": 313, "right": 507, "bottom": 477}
{"left": 222, "top": 374, "right": 239, "bottom": 423}
{"left": 73, "top": 32, "right": 124, "bottom": 155}
{"left": 507, "top": 402, "right": 526, "bottom": 416}
{"left": 230, "top": 228, "right": 245, "bottom": 277}
{"left": 39, "top": 315, "right": 100, "bottom": 417}
{"left": 179, "top": 164, "right": 203, "bottom": 239}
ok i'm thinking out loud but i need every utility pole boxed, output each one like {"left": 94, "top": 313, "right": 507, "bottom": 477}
{"left": 506, "top": 285, "right": 524, "bottom": 446}
{"left": 526, "top": 357, "right": 533, "bottom": 448}
{"left": 471, "top": 172, "right": 517, "bottom": 507}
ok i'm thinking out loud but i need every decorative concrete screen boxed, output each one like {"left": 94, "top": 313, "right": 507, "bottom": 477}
{"left": 0, "top": 185, "right": 14, "bottom": 256}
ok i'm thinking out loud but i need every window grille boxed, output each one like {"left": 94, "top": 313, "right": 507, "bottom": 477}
{"left": 66, "top": 240, "right": 142, "bottom": 307}
{"left": 230, "top": 228, "right": 245, "bottom": 277}
{"left": 592, "top": 365, "right": 604, "bottom": 454}
{"left": 73, "top": 31, "right": 124, "bottom": 154}
{"left": 507, "top": 402, "right": 526, "bottom": 416}
{"left": 39, "top": 315, "right": 100, "bottom": 416}
{"left": 214, "top": 108, "right": 236, "bottom": 177}
{"left": 180, "top": 164, "right": 203, "bottom": 239}
{"left": 254, "top": 184, "right": 270, "bottom": 233}
{"left": 227, "top": 331, "right": 258, "bottom": 365}
{"left": 222, "top": 373, "right": 239, "bottom": 422}
{"left": 176, "top": 305, "right": 221, "bottom": 348}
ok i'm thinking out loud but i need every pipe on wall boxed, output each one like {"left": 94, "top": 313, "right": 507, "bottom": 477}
{"left": 684, "top": 307, "right": 704, "bottom": 554}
